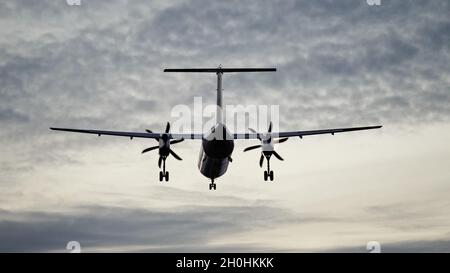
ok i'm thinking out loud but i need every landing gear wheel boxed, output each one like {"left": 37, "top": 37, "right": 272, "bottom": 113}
{"left": 264, "top": 171, "right": 268, "bottom": 181}
{"left": 165, "top": 171, "right": 169, "bottom": 182}
{"left": 269, "top": 171, "right": 274, "bottom": 181}
{"left": 209, "top": 182, "right": 217, "bottom": 190}
{"left": 159, "top": 171, "right": 163, "bottom": 182}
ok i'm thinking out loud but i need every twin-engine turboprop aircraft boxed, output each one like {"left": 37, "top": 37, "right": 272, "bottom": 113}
{"left": 51, "top": 67, "right": 382, "bottom": 190}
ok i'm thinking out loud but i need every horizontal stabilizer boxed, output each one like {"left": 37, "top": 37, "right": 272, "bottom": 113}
{"left": 164, "top": 68, "right": 276, "bottom": 73}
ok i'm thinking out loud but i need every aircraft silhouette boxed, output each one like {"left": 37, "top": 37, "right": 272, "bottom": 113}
{"left": 51, "top": 67, "right": 382, "bottom": 190}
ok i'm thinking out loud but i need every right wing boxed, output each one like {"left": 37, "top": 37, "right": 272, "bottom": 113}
{"left": 233, "top": 125, "right": 382, "bottom": 139}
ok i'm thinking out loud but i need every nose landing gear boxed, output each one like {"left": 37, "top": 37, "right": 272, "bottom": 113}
{"left": 209, "top": 179, "right": 217, "bottom": 190}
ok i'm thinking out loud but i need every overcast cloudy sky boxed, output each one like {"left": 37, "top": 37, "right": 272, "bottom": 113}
{"left": 1, "top": 0, "right": 450, "bottom": 252}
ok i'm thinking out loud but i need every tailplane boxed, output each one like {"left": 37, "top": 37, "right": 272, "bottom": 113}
{"left": 164, "top": 66, "right": 277, "bottom": 124}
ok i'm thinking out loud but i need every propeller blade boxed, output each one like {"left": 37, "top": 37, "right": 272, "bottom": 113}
{"left": 141, "top": 146, "right": 159, "bottom": 154}
{"left": 243, "top": 145, "right": 262, "bottom": 152}
{"left": 146, "top": 129, "right": 159, "bottom": 141}
{"left": 158, "top": 156, "right": 162, "bottom": 168}
{"left": 165, "top": 122, "right": 170, "bottom": 133}
{"left": 170, "top": 138, "right": 184, "bottom": 145}
{"left": 274, "top": 137, "right": 289, "bottom": 144}
{"left": 169, "top": 149, "right": 182, "bottom": 160}
{"left": 272, "top": 151, "right": 284, "bottom": 161}
{"left": 268, "top": 121, "right": 273, "bottom": 133}
{"left": 249, "top": 128, "right": 261, "bottom": 140}
{"left": 259, "top": 154, "right": 264, "bottom": 167}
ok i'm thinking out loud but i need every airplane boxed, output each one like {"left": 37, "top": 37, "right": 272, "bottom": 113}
{"left": 51, "top": 67, "right": 382, "bottom": 190}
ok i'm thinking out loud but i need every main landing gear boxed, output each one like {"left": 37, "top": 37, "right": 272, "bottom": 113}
{"left": 263, "top": 154, "right": 274, "bottom": 181}
{"left": 159, "top": 157, "right": 169, "bottom": 182}
{"left": 264, "top": 170, "right": 274, "bottom": 181}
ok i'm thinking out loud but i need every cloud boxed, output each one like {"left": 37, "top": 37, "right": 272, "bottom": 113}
{"left": 324, "top": 238, "right": 450, "bottom": 253}
{"left": 0, "top": 203, "right": 301, "bottom": 252}
{"left": 362, "top": 199, "right": 450, "bottom": 232}
{"left": 0, "top": 0, "right": 448, "bottom": 162}
{"left": 1, "top": 0, "right": 450, "bottom": 252}
{"left": 1, "top": 0, "right": 449, "bottom": 134}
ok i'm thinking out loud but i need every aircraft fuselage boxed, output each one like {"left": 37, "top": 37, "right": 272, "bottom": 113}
{"left": 198, "top": 123, "right": 234, "bottom": 180}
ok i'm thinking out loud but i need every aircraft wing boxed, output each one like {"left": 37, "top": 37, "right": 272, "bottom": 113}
{"left": 51, "top": 125, "right": 381, "bottom": 140}
{"left": 233, "top": 125, "right": 382, "bottom": 139}
{"left": 50, "top": 127, "right": 204, "bottom": 139}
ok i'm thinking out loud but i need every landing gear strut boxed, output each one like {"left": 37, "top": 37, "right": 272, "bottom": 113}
{"left": 209, "top": 179, "right": 217, "bottom": 190}
{"left": 263, "top": 155, "right": 274, "bottom": 181}
{"left": 159, "top": 157, "right": 169, "bottom": 182}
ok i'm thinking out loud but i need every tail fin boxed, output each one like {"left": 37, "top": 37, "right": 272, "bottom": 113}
{"left": 164, "top": 66, "right": 277, "bottom": 124}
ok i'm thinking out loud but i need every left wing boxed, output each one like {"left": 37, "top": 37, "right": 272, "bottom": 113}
{"left": 50, "top": 128, "right": 204, "bottom": 139}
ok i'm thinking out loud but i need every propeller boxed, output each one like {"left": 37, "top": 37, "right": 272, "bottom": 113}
{"left": 244, "top": 121, "right": 289, "bottom": 166}
{"left": 244, "top": 145, "right": 261, "bottom": 152}
{"left": 142, "top": 122, "right": 184, "bottom": 163}
{"left": 259, "top": 154, "right": 264, "bottom": 167}
{"left": 142, "top": 146, "right": 159, "bottom": 154}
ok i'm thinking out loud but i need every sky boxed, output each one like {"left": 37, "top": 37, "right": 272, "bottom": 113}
{"left": 0, "top": 0, "right": 450, "bottom": 252}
